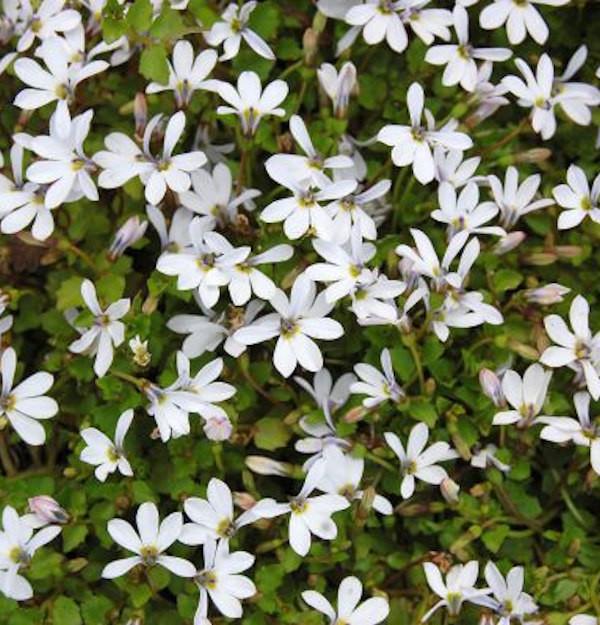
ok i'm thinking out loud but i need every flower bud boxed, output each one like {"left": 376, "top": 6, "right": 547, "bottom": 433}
{"left": 203, "top": 415, "right": 233, "bottom": 441}
{"left": 233, "top": 492, "right": 257, "bottom": 511}
{"left": 245, "top": 455, "right": 293, "bottom": 477}
{"left": 513, "top": 147, "right": 552, "bottom": 164}
{"left": 525, "top": 283, "right": 570, "bottom": 305}
{"left": 28, "top": 495, "right": 70, "bottom": 525}
{"left": 108, "top": 216, "right": 148, "bottom": 260}
{"left": 493, "top": 231, "right": 526, "bottom": 255}
{"left": 440, "top": 478, "right": 460, "bottom": 504}
{"left": 303, "top": 28, "right": 319, "bottom": 65}
{"left": 523, "top": 251, "right": 557, "bottom": 266}
{"left": 129, "top": 335, "right": 151, "bottom": 367}
{"left": 479, "top": 368, "right": 505, "bottom": 407}
{"left": 134, "top": 93, "right": 148, "bottom": 140}
{"left": 555, "top": 245, "right": 582, "bottom": 259}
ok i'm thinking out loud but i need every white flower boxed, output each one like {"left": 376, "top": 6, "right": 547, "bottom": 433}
{"left": 425, "top": 6, "right": 511, "bottom": 93}
{"left": 0, "top": 506, "right": 61, "bottom": 601}
{"left": 492, "top": 364, "right": 552, "bottom": 426}
{"left": 180, "top": 478, "right": 260, "bottom": 545}
{"left": 318, "top": 444, "right": 393, "bottom": 515}
{"left": 233, "top": 274, "right": 345, "bottom": 378}
{"left": 261, "top": 175, "right": 356, "bottom": 241}
{"left": 553, "top": 165, "right": 600, "bottom": 230}
{"left": 26, "top": 101, "right": 98, "bottom": 209}
{"left": 318, "top": 0, "right": 361, "bottom": 19}
{"left": 538, "top": 392, "right": 600, "bottom": 475}
{"left": 570, "top": 616, "right": 598, "bottom": 625}
{"left": 101, "top": 502, "right": 195, "bottom": 579}
{"left": 317, "top": 62, "right": 358, "bottom": 118}
{"left": 305, "top": 227, "right": 377, "bottom": 303}
{"left": 192, "top": 539, "right": 256, "bottom": 625}
{"left": 204, "top": 1, "right": 274, "bottom": 61}
{"left": 145, "top": 353, "right": 234, "bottom": 442}
{"left": 215, "top": 71, "right": 288, "bottom": 136}
{"left": 432, "top": 181, "right": 505, "bottom": 241}
{"left": 400, "top": 3, "right": 453, "bottom": 46}
{"left": 266, "top": 114, "right": 354, "bottom": 188}
{"left": 395, "top": 228, "right": 466, "bottom": 291}
{"left": 68, "top": 279, "right": 130, "bottom": 378}
{"left": 167, "top": 298, "right": 264, "bottom": 359}
{"left": 433, "top": 148, "right": 481, "bottom": 189}
{"left": 253, "top": 459, "right": 350, "bottom": 556}
{"left": 146, "top": 40, "right": 217, "bottom": 107}
{"left": 192, "top": 125, "right": 235, "bottom": 165}
{"left": 351, "top": 348, "right": 404, "bottom": 407}
{"left": 16, "top": 0, "right": 81, "bottom": 52}
{"left": 302, "top": 575, "right": 390, "bottom": 625}
{"left": 384, "top": 423, "right": 459, "bottom": 499}
{"left": 479, "top": 562, "right": 538, "bottom": 625}
{"left": 179, "top": 163, "right": 261, "bottom": 228}
{"left": 378, "top": 82, "right": 473, "bottom": 184}
{"left": 0, "top": 143, "right": 49, "bottom": 240}
{"left": 540, "top": 295, "right": 600, "bottom": 399}
{"left": 95, "top": 112, "right": 206, "bottom": 204}
{"left": 553, "top": 46, "right": 600, "bottom": 127}
{"left": 294, "top": 368, "right": 354, "bottom": 468}
{"left": 147, "top": 205, "right": 193, "bottom": 251}
{"left": 80, "top": 409, "right": 134, "bottom": 482}
{"left": 14, "top": 36, "right": 107, "bottom": 110}
{"left": 346, "top": 1, "right": 408, "bottom": 53}
{"left": 141, "top": 112, "right": 207, "bottom": 205}
{"left": 488, "top": 166, "right": 553, "bottom": 229}
{"left": 226, "top": 244, "right": 294, "bottom": 306}
{"left": 422, "top": 561, "right": 489, "bottom": 620}
{"left": 327, "top": 179, "right": 391, "bottom": 242}
{"left": 333, "top": 134, "right": 369, "bottom": 182}
{"left": 0, "top": 347, "right": 58, "bottom": 446}
{"left": 471, "top": 444, "right": 511, "bottom": 473}
{"left": 350, "top": 274, "right": 408, "bottom": 321}
{"left": 468, "top": 61, "right": 510, "bottom": 124}
{"left": 480, "top": 0, "right": 569, "bottom": 45}
{"left": 501, "top": 55, "right": 559, "bottom": 140}
{"left": 156, "top": 216, "right": 250, "bottom": 308}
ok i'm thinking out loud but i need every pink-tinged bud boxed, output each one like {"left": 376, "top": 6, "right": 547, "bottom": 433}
{"left": 440, "top": 478, "right": 460, "bottom": 504}
{"left": 525, "top": 283, "right": 570, "bottom": 305}
{"left": 523, "top": 251, "right": 557, "bottom": 266}
{"left": 233, "top": 492, "right": 257, "bottom": 511}
{"left": 513, "top": 148, "right": 552, "bottom": 164}
{"left": 479, "top": 368, "right": 505, "bottom": 407}
{"left": 555, "top": 245, "right": 582, "bottom": 259}
{"left": 134, "top": 93, "right": 147, "bottom": 140}
{"left": 28, "top": 495, "right": 69, "bottom": 525}
{"left": 303, "top": 28, "right": 319, "bottom": 65}
{"left": 245, "top": 455, "right": 293, "bottom": 477}
{"left": 203, "top": 415, "right": 233, "bottom": 441}
{"left": 493, "top": 231, "right": 526, "bottom": 255}
{"left": 108, "top": 216, "right": 148, "bottom": 260}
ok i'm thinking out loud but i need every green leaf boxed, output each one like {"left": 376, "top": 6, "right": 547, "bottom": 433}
{"left": 481, "top": 524, "right": 510, "bottom": 553}
{"left": 81, "top": 597, "right": 113, "bottom": 625}
{"left": 139, "top": 45, "right": 169, "bottom": 84}
{"left": 126, "top": 0, "right": 153, "bottom": 31}
{"left": 254, "top": 417, "right": 292, "bottom": 451}
{"left": 149, "top": 8, "right": 185, "bottom": 40}
{"left": 52, "top": 596, "right": 82, "bottom": 625}
{"left": 493, "top": 269, "right": 523, "bottom": 293}
{"left": 62, "top": 524, "right": 88, "bottom": 553}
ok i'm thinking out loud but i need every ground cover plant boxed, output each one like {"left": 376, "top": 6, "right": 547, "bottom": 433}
{"left": 0, "top": 0, "right": 599, "bottom": 624}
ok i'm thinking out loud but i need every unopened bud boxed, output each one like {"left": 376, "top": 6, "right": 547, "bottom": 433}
{"left": 479, "top": 368, "right": 505, "bottom": 407}
{"left": 523, "top": 251, "right": 558, "bottom": 266}
{"left": 129, "top": 335, "right": 151, "bottom": 367}
{"left": 513, "top": 148, "right": 552, "bottom": 164}
{"left": 525, "top": 283, "right": 570, "bottom": 305}
{"left": 134, "top": 93, "right": 147, "bottom": 140}
{"left": 233, "top": 492, "right": 257, "bottom": 511}
{"left": 245, "top": 455, "right": 293, "bottom": 477}
{"left": 28, "top": 495, "right": 70, "bottom": 525}
{"left": 108, "top": 216, "right": 147, "bottom": 260}
{"left": 303, "top": 28, "right": 319, "bottom": 66}
{"left": 204, "top": 415, "right": 233, "bottom": 441}
{"left": 440, "top": 478, "right": 460, "bottom": 504}
{"left": 555, "top": 245, "right": 582, "bottom": 259}
{"left": 507, "top": 338, "right": 539, "bottom": 360}
{"left": 493, "top": 231, "right": 526, "bottom": 255}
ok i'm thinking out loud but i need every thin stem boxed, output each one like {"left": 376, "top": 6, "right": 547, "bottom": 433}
{"left": 0, "top": 430, "right": 17, "bottom": 476}
{"left": 111, "top": 370, "right": 146, "bottom": 390}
